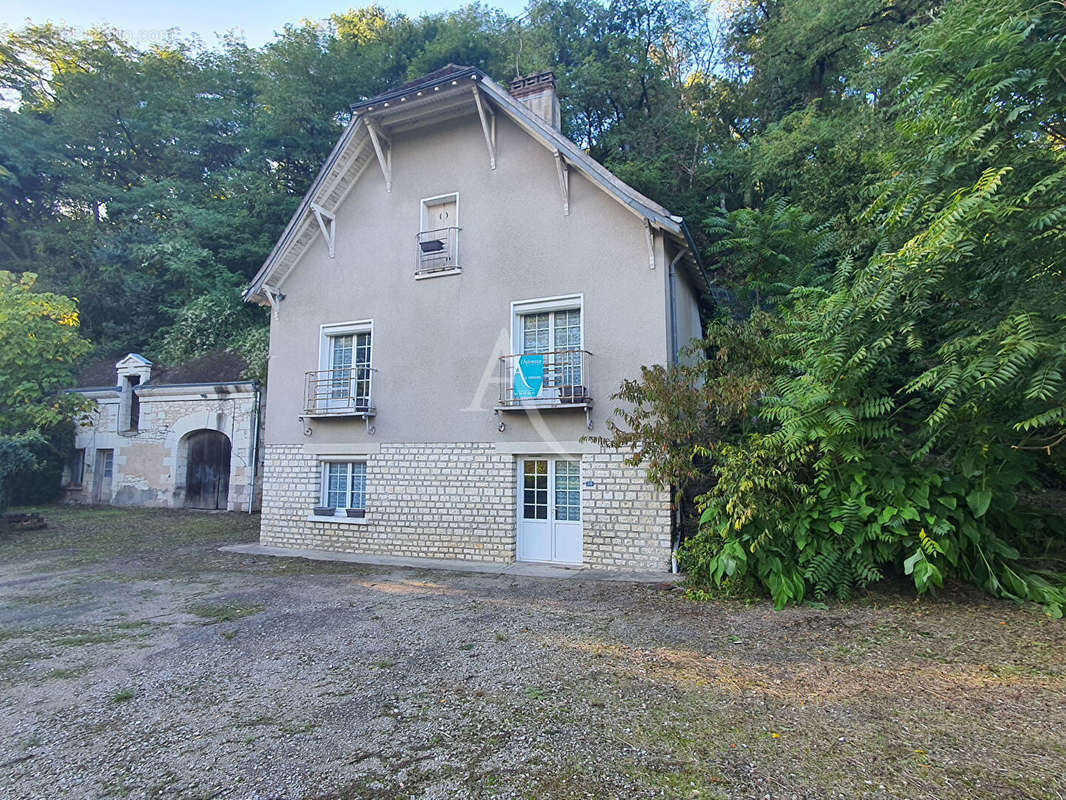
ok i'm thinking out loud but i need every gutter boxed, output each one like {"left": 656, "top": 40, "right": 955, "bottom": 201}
{"left": 349, "top": 67, "right": 480, "bottom": 112}
{"left": 68, "top": 380, "right": 257, "bottom": 394}
{"left": 668, "top": 250, "right": 685, "bottom": 363}
{"left": 248, "top": 382, "right": 261, "bottom": 513}
{"left": 666, "top": 248, "right": 686, "bottom": 575}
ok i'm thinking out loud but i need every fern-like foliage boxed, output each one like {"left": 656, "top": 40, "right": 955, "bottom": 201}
{"left": 673, "top": 0, "right": 1066, "bottom": 616}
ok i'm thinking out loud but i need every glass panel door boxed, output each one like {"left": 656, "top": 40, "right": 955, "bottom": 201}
{"left": 522, "top": 459, "right": 548, "bottom": 520}
{"left": 554, "top": 460, "right": 581, "bottom": 522}
{"left": 516, "top": 458, "right": 582, "bottom": 564}
{"left": 521, "top": 313, "right": 550, "bottom": 354}
{"left": 329, "top": 335, "right": 353, "bottom": 402}
{"left": 353, "top": 332, "right": 372, "bottom": 408}
{"left": 553, "top": 309, "right": 582, "bottom": 391}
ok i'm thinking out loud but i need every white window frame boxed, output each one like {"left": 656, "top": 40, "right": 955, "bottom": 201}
{"left": 417, "top": 193, "right": 461, "bottom": 277}
{"left": 313, "top": 458, "right": 368, "bottom": 523}
{"left": 419, "top": 192, "right": 460, "bottom": 233}
{"left": 510, "top": 294, "right": 584, "bottom": 355}
{"left": 319, "top": 320, "right": 374, "bottom": 410}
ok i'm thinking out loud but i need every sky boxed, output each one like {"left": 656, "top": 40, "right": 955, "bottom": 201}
{"left": 2, "top": 0, "right": 531, "bottom": 48}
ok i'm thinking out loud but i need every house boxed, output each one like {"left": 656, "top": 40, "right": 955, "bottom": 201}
{"left": 63, "top": 351, "right": 262, "bottom": 511}
{"left": 243, "top": 65, "right": 709, "bottom": 570}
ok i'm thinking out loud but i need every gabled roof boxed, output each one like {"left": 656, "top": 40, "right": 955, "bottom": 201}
{"left": 244, "top": 66, "right": 708, "bottom": 304}
{"left": 115, "top": 353, "right": 152, "bottom": 368}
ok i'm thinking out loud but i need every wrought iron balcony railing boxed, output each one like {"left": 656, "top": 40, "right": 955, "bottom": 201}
{"left": 304, "top": 368, "right": 376, "bottom": 417}
{"left": 416, "top": 226, "right": 460, "bottom": 275}
{"left": 497, "top": 349, "right": 592, "bottom": 408}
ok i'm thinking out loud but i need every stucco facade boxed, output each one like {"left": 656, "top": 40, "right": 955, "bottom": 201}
{"left": 64, "top": 355, "right": 262, "bottom": 512}
{"left": 247, "top": 67, "right": 706, "bottom": 571}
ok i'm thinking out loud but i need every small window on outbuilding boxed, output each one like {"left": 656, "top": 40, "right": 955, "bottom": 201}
{"left": 127, "top": 374, "right": 140, "bottom": 431}
{"left": 67, "top": 448, "right": 85, "bottom": 488}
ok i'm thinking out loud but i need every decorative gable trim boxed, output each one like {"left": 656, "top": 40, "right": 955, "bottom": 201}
{"left": 243, "top": 68, "right": 708, "bottom": 305}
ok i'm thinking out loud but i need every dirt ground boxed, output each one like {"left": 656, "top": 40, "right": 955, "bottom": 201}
{"left": 1, "top": 507, "right": 1064, "bottom": 800}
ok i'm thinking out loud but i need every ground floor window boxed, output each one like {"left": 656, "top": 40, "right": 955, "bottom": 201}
{"left": 321, "top": 461, "right": 366, "bottom": 512}
{"left": 67, "top": 448, "right": 85, "bottom": 487}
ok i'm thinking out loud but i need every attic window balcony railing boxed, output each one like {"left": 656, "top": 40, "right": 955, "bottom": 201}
{"left": 416, "top": 227, "right": 460, "bottom": 275}
{"left": 497, "top": 350, "right": 593, "bottom": 409}
{"left": 304, "top": 368, "right": 376, "bottom": 417}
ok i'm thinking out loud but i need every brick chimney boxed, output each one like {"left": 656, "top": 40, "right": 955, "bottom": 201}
{"left": 509, "top": 72, "right": 561, "bottom": 132}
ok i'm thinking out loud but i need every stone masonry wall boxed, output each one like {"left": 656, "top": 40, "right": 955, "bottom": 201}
{"left": 64, "top": 390, "right": 261, "bottom": 512}
{"left": 260, "top": 442, "right": 672, "bottom": 571}
{"left": 581, "top": 452, "right": 673, "bottom": 571}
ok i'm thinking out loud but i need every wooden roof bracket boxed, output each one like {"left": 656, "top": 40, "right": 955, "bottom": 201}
{"left": 310, "top": 203, "right": 336, "bottom": 258}
{"left": 644, "top": 218, "right": 656, "bottom": 269}
{"left": 553, "top": 150, "right": 569, "bottom": 216}
{"left": 472, "top": 85, "right": 496, "bottom": 170}
{"left": 262, "top": 283, "right": 284, "bottom": 319}
{"left": 366, "top": 121, "right": 392, "bottom": 192}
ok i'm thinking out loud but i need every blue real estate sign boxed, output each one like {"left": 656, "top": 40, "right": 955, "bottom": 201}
{"left": 513, "top": 354, "right": 545, "bottom": 399}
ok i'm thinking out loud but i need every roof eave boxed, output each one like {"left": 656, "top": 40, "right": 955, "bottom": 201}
{"left": 245, "top": 68, "right": 698, "bottom": 301}
{"left": 349, "top": 66, "right": 481, "bottom": 113}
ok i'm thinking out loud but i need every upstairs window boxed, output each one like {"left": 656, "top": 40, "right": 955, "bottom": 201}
{"left": 307, "top": 320, "right": 374, "bottom": 416}
{"left": 504, "top": 295, "right": 589, "bottom": 406}
{"left": 416, "top": 193, "right": 460, "bottom": 276}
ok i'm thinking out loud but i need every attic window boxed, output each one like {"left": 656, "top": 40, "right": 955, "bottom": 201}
{"left": 416, "top": 193, "right": 460, "bottom": 277}
{"left": 121, "top": 374, "right": 140, "bottom": 433}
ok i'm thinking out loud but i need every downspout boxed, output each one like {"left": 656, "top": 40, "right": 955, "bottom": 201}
{"left": 247, "top": 382, "right": 261, "bottom": 514}
{"left": 668, "top": 251, "right": 684, "bottom": 364}
{"left": 667, "top": 249, "right": 685, "bottom": 574}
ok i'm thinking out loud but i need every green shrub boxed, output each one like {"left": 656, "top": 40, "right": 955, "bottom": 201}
{"left": 0, "top": 435, "right": 40, "bottom": 513}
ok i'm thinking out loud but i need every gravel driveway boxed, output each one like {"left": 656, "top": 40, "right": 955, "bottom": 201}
{"left": 1, "top": 507, "right": 1064, "bottom": 800}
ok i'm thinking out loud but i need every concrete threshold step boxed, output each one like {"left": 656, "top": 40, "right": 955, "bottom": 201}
{"left": 220, "top": 543, "right": 678, "bottom": 584}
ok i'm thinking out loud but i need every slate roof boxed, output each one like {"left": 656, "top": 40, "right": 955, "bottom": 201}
{"left": 74, "top": 350, "right": 250, "bottom": 389}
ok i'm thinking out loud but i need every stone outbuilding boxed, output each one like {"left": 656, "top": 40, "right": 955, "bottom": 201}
{"left": 63, "top": 351, "right": 262, "bottom": 512}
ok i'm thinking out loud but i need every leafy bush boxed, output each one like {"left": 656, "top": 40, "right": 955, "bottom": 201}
{"left": 677, "top": 0, "right": 1066, "bottom": 616}
{"left": 0, "top": 435, "right": 40, "bottom": 513}
{"left": 0, "top": 272, "right": 92, "bottom": 434}
{"left": 3, "top": 424, "right": 74, "bottom": 506}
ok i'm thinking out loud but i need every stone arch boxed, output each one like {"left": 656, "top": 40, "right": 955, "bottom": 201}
{"left": 167, "top": 411, "right": 234, "bottom": 509}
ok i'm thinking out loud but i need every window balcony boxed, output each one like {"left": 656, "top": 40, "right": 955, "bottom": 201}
{"left": 416, "top": 226, "right": 460, "bottom": 276}
{"left": 304, "top": 368, "right": 376, "bottom": 418}
{"left": 497, "top": 349, "right": 593, "bottom": 411}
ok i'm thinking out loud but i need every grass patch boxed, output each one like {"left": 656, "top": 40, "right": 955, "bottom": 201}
{"left": 52, "top": 627, "right": 151, "bottom": 647}
{"left": 0, "top": 646, "right": 50, "bottom": 671}
{"left": 45, "top": 664, "right": 89, "bottom": 680}
{"left": 187, "top": 602, "right": 264, "bottom": 624}
{"left": 111, "top": 688, "right": 136, "bottom": 703}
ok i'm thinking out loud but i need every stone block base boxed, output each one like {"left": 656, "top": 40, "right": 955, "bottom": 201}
{"left": 259, "top": 442, "right": 671, "bottom": 571}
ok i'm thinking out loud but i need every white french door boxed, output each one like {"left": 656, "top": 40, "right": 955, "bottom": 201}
{"left": 517, "top": 457, "right": 583, "bottom": 565}
{"left": 517, "top": 308, "right": 583, "bottom": 400}
{"left": 327, "top": 331, "right": 371, "bottom": 411}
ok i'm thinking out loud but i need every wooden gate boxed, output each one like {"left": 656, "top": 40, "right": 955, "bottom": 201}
{"left": 184, "top": 430, "right": 231, "bottom": 510}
